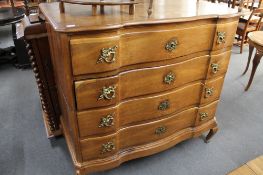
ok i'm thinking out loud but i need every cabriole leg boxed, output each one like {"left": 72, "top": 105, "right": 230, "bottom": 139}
{"left": 245, "top": 51, "right": 263, "bottom": 91}
{"left": 205, "top": 126, "right": 218, "bottom": 143}
{"left": 243, "top": 45, "right": 254, "bottom": 75}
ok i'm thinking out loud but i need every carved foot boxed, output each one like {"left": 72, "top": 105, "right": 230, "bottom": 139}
{"left": 204, "top": 127, "right": 218, "bottom": 143}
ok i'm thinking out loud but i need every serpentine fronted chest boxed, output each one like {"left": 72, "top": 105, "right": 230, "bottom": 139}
{"left": 39, "top": 1, "right": 239, "bottom": 174}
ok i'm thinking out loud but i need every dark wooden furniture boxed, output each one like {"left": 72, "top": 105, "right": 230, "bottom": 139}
{"left": 236, "top": 8, "right": 263, "bottom": 53}
{"left": 242, "top": 31, "right": 263, "bottom": 91}
{"left": 22, "top": 16, "right": 62, "bottom": 137}
{"left": 0, "top": 0, "right": 24, "bottom": 8}
{"left": 39, "top": 0, "right": 240, "bottom": 174}
{"left": 0, "top": 4, "right": 25, "bottom": 66}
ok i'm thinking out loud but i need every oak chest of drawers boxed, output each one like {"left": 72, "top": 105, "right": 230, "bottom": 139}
{"left": 39, "top": 0, "right": 240, "bottom": 174}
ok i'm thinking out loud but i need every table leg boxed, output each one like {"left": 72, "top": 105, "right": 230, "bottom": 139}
{"left": 243, "top": 44, "right": 255, "bottom": 75}
{"left": 232, "top": 0, "right": 236, "bottom": 8}
{"left": 245, "top": 50, "right": 263, "bottom": 91}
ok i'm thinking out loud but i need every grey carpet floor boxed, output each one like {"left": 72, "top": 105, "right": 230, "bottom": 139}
{"left": 1, "top": 25, "right": 263, "bottom": 175}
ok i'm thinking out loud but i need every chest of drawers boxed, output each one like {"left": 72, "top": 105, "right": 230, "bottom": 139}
{"left": 39, "top": 1, "right": 239, "bottom": 174}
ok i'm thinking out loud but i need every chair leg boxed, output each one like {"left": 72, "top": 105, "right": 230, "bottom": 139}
{"left": 242, "top": 44, "right": 255, "bottom": 75}
{"left": 245, "top": 51, "right": 263, "bottom": 91}
{"left": 240, "top": 38, "right": 244, "bottom": 54}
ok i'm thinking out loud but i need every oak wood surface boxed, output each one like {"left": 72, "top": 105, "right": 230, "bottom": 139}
{"left": 63, "top": 117, "right": 217, "bottom": 175}
{"left": 196, "top": 100, "right": 219, "bottom": 126}
{"left": 75, "top": 55, "right": 209, "bottom": 110}
{"left": 80, "top": 106, "right": 198, "bottom": 161}
{"left": 46, "top": 24, "right": 82, "bottom": 162}
{"left": 77, "top": 81, "right": 203, "bottom": 138}
{"left": 200, "top": 76, "right": 226, "bottom": 105}
{"left": 70, "top": 23, "right": 214, "bottom": 75}
{"left": 39, "top": 0, "right": 240, "bottom": 32}
{"left": 207, "top": 50, "right": 232, "bottom": 79}
{"left": 40, "top": 1, "right": 240, "bottom": 174}
{"left": 246, "top": 156, "right": 263, "bottom": 175}
{"left": 228, "top": 156, "right": 263, "bottom": 175}
{"left": 228, "top": 165, "right": 257, "bottom": 175}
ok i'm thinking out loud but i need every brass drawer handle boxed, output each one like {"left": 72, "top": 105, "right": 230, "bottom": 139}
{"left": 98, "top": 85, "right": 116, "bottom": 100}
{"left": 204, "top": 87, "right": 214, "bottom": 98}
{"left": 165, "top": 39, "right": 178, "bottom": 52}
{"left": 99, "top": 114, "right": 114, "bottom": 128}
{"left": 164, "top": 72, "right": 175, "bottom": 84}
{"left": 155, "top": 126, "right": 167, "bottom": 135}
{"left": 211, "top": 63, "right": 219, "bottom": 74}
{"left": 158, "top": 100, "right": 170, "bottom": 110}
{"left": 217, "top": 32, "right": 226, "bottom": 44}
{"left": 97, "top": 46, "right": 118, "bottom": 64}
{"left": 199, "top": 112, "right": 209, "bottom": 121}
{"left": 101, "top": 141, "right": 115, "bottom": 154}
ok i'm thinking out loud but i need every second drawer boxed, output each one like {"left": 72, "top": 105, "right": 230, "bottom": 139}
{"left": 75, "top": 55, "right": 209, "bottom": 110}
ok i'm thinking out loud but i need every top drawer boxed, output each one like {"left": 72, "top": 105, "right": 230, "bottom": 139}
{"left": 212, "top": 21, "right": 238, "bottom": 51}
{"left": 70, "top": 24, "right": 214, "bottom": 76}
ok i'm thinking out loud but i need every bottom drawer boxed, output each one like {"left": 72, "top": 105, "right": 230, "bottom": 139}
{"left": 80, "top": 107, "right": 197, "bottom": 161}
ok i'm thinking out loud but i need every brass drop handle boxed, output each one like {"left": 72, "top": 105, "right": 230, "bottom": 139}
{"left": 155, "top": 126, "right": 167, "bottom": 135}
{"left": 158, "top": 100, "right": 170, "bottom": 111}
{"left": 97, "top": 45, "right": 118, "bottom": 64}
{"left": 204, "top": 87, "right": 214, "bottom": 98}
{"left": 217, "top": 32, "right": 226, "bottom": 44}
{"left": 99, "top": 114, "right": 114, "bottom": 128}
{"left": 98, "top": 85, "right": 116, "bottom": 100}
{"left": 164, "top": 72, "right": 175, "bottom": 84}
{"left": 211, "top": 63, "right": 219, "bottom": 74}
{"left": 165, "top": 39, "right": 178, "bottom": 52}
{"left": 101, "top": 141, "right": 115, "bottom": 154}
{"left": 199, "top": 112, "right": 209, "bottom": 121}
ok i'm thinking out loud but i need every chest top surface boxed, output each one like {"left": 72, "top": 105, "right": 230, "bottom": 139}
{"left": 39, "top": 0, "right": 239, "bottom": 32}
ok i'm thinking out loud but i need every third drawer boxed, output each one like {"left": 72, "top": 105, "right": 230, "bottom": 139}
{"left": 77, "top": 76, "right": 224, "bottom": 138}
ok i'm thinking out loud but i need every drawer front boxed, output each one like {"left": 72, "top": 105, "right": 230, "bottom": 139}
{"left": 207, "top": 51, "right": 231, "bottom": 79}
{"left": 70, "top": 24, "right": 214, "bottom": 76}
{"left": 212, "top": 21, "right": 238, "bottom": 51}
{"left": 196, "top": 100, "right": 219, "bottom": 126}
{"left": 200, "top": 76, "right": 225, "bottom": 105}
{"left": 78, "top": 82, "right": 202, "bottom": 138}
{"left": 71, "top": 36, "right": 120, "bottom": 76}
{"left": 80, "top": 107, "right": 197, "bottom": 161}
{"left": 75, "top": 56, "right": 209, "bottom": 110}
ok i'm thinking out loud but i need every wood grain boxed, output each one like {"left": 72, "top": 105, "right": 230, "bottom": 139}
{"left": 70, "top": 23, "right": 214, "bottom": 75}
{"left": 207, "top": 50, "right": 232, "bottom": 79}
{"left": 246, "top": 156, "right": 263, "bottom": 175}
{"left": 77, "top": 81, "right": 203, "bottom": 138}
{"left": 228, "top": 156, "right": 263, "bottom": 175}
{"left": 228, "top": 165, "right": 257, "bottom": 175}
{"left": 40, "top": 1, "right": 240, "bottom": 174}
{"left": 75, "top": 55, "right": 209, "bottom": 110}
{"left": 213, "top": 20, "right": 239, "bottom": 50}
{"left": 74, "top": 119, "right": 218, "bottom": 175}
{"left": 39, "top": 0, "right": 240, "bottom": 32}
{"left": 80, "top": 107, "right": 197, "bottom": 161}
{"left": 200, "top": 76, "right": 226, "bottom": 105}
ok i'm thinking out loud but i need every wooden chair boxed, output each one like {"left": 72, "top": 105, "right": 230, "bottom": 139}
{"left": 228, "top": 0, "right": 262, "bottom": 9}
{"left": 0, "top": 0, "right": 24, "bottom": 8}
{"left": 236, "top": 8, "right": 263, "bottom": 53}
{"left": 242, "top": 31, "right": 263, "bottom": 91}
